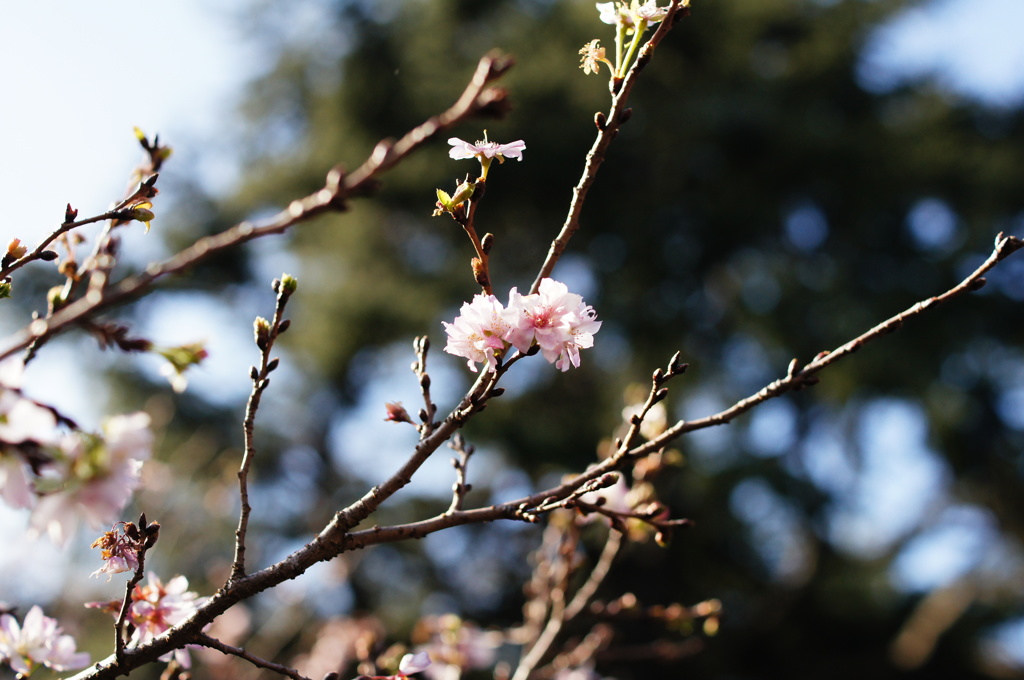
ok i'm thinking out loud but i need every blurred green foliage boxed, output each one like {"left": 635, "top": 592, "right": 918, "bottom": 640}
{"left": 80, "top": 0, "right": 1024, "bottom": 678}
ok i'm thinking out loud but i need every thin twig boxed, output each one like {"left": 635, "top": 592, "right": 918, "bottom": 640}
{"left": 64, "top": 232, "right": 1021, "bottom": 680}
{"left": 627, "top": 231, "right": 1024, "bottom": 459}
{"left": 615, "top": 353, "right": 687, "bottom": 456}
{"left": 0, "top": 54, "right": 513, "bottom": 364}
{"left": 530, "top": 0, "right": 688, "bottom": 293}
{"left": 0, "top": 210, "right": 128, "bottom": 279}
{"left": 412, "top": 336, "right": 438, "bottom": 437}
{"left": 114, "top": 534, "right": 156, "bottom": 662}
{"left": 512, "top": 530, "right": 622, "bottom": 680}
{"left": 446, "top": 434, "right": 475, "bottom": 514}
{"left": 194, "top": 633, "right": 311, "bottom": 680}
{"left": 230, "top": 277, "right": 295, "bottom": 584}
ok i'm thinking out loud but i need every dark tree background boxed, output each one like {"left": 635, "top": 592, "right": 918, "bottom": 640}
{"left": 51, "top": 1, "right": 1023, "bottom": 678}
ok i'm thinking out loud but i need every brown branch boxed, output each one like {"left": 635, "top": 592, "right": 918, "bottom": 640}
{"left": 0, "top": 210, "right": 129, "bottom": 279}
{"left": 530, "top": 0, "right": 688, "bottom": 294}
{"left": 629, "top": 231, "right": 1024, "bottom": 459}
{"left": 446, "top": 434, "right": 475, "bottom": 514}
{"left": 230, "top": 277, "right": 296, "bottom": 584}
{"left": 194, "top": 633, "right": 311, "bottom": 680}
{"left": 411, "top": 335, "right": 438, "bottom": 437}
{"left": 62, "top": 232, "right": 1021, "bottom": 680}
{"left": 0, "top": 53, "right": 513, "bottom": 365}
{"left": 512, "top": 530, "right": 622, "bottom": 680}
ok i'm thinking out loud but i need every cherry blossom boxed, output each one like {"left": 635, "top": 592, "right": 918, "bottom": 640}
{"left": 596, "top": 1, "right": 631, "bottom": 27}
{"left": 442, "top": 294, "right": 514, "bottom": 372}
{"left": 358, "top": 651, "right": 432, "bottom": 679}
{"left": 413, "top": 615, "right": 500, "bottom": 680}
{"left": 90, "top": 521, "right": 145, "bottom": 580}
{"left": 579, "top": 39, "right": 613, "bottom": 76}
{"left": 29, "top": 412, "right": 152, "bottom": 546}
{"left": 505, "top": 279, "right": 602, "bottom": 372}
{"left": 0, "top": 455, "right": 34, "bottom": 510}
{"left": 0, "top": 359, "right": 60, "bottom": 511}
{"left": 443, "top": 280, "right": 600, "bottom": 373}
{"left": 596, "top": 1, "right": 668, "bottom": 28}
{"left": 0, "top": 606, "right": 89, "bottom": 677}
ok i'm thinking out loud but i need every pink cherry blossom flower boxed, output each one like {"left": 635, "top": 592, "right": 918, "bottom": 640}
{"left": 448, "top": 137, "right": 525, "bottom": 163}
{"left": 442, "top": 294, "right": 514, "bottom": 372}
{"left": 505, "top": 279, "right": 602, "bottom": 372}
{"left": 29, "top": 412, "right": 152, "bottom": 546}
{"left": 90, "top": 522, "right": 145, "bottom": 581}
{"left": 0, "top": 605, "right": 90, "bottom": 677}
{"left": 90, "top": 573, "right": 205, "bottom": 668}
{"left": 0, "top": 454, "right": 34, "bottom": 510}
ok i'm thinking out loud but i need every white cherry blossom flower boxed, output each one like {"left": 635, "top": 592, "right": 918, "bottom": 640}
{"left": 398, "top": 651, "right": 432, "bottom": 675}
{"left": 596, "top": 1, "right": 628, "bottom": 26}
{"left": 0, "top": 606, "right": 89, "bottom": 677}
{"left": 447, "top": 137, "right": 525, "bottom": 162}
{"left": 631, "top": 0, "right": 669, "bottom": 22}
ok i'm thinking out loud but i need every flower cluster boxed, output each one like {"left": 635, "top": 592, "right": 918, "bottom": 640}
{"left": 88, "top": 573, "right": 204, "bottom": 668}
{"left": 0, "top": 606, "right": 89, "bottom": 678}
{"left": 443, "top": 279, "right": 601, "bottom": 373}
{"left": 596, "top": 0, "right": 669, "bottom": 29}
{"left": 584, "top": 2, "right": 673, "bottom": 80}
{"left": 0, "top": 359, "right": 154, "bottom": 546}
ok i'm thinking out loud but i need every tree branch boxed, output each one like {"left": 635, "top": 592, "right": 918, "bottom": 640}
{"left": 0, "top": 53, "right": 513, "bottom": 364}
{"left": 530, "top": 0, "right": 689, "bottom": 293}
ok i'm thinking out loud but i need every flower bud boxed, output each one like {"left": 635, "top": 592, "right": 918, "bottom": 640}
{"left": 279, "top": 273, "right": 299, "bottom": 295}
{"left": 253, "top": 317, "right": 272, "bottom": 350}
{"left": 384, "top": 401, "right": 413, "bottom": 424}
{"left": 7, "top": 239, "right": 27, "bottom": 260}
{"left": 450, "top": 180, "right": 476, "bottom": 206}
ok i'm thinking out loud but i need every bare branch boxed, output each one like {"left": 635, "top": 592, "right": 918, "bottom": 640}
{"left": 512, "top": 530, "right": 622, "bottom": 680}
{"left": 230, "top": 276, "right": 297, "bottom": 584}
{"left": 194, "top": 633, "right": 311, "bottom": 680}
{"left": 630, "top": 232, "right": 1024, "bottom": 458}
{"left": 530, "top": 0, "right": 689, "bottom": 293}
{"left": 0, "top": 53, "right": 514, "bottom": 364}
